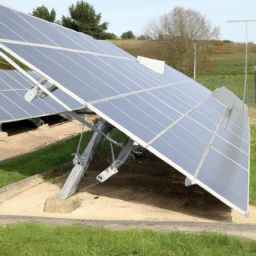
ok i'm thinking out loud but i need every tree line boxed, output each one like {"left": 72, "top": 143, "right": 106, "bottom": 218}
{"left": 32, "top": 1, "right": 117, "bottom": 39}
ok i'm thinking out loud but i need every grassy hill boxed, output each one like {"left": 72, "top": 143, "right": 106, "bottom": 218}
{"left": 109, "top": 40, "right": 256, "bottom": 76}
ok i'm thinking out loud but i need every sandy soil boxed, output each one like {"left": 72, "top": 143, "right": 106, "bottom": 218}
{"left": 0, "top": 115, "right": 96, "bottom": 162}
{"left": 1, "top": 150, "right": 255, "bottom": 224}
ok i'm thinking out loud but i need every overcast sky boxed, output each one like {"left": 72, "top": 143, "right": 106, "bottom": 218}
{"left": 0, "top": 0, "right": 255, "bottom": 43}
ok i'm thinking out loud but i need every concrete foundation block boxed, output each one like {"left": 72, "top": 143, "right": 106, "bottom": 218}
{"left": 44, "top": 197, "right": 82, "bottom": 213}
{"left": 0, "top": 132, "right": 8, "bottom": 141}
{"left": 38, "top": 124, "right": 50, "bottom": 130}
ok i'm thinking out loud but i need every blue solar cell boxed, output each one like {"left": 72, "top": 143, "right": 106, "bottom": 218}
{"left": 217, "top": 125, "right": 249, "bottom": 154}
{"left": 151, "top": 136, "right": 200, "bottom": 176}
{"left": 211, "top": 135, "right": 248, "bottom": 170}
{"left": 97, "top": 40, "right": 135, "bottom": 59}
{"left": 0, "top": 92, "right": 30, "bottom": 119}
{"left": 0, "top": 7, "right": 47, "bottom": 44}
{"left": 197, "top": 148, "right": 248, "bottom": 212}
{"left": 188, "top": 108, "right": 218, "bottom": 132}
{"left": 94, "top": 101, "right": 156, "bottom": 143}
{"left": 0, "top": 105, "right": 14, "bottom": 122}
{"left": 119, "top": 59, "right": 171, "bottom": 86}
{"left": 2, "top": 91, "right": 44, "bottom": 116}
{"left": 61, "top": 51, "right": 133, "bottom": 95}
{"left": 172, "top": 82, "right": 207, "bottom": 102}
{"left": 150, "top": 89, "right": 190, "bottom": 114}
{"left": 135, "top": 91, "right": 183, "bottom": 119}
{"left": 79, "top": 54, "right": 142, "bottom": 93}
{"left": 15, "top": 91, "right": 57, "bottom": 115}
{"left": 96, "top": 56, "right": 155, "bottom": 90}
{"left": 0, "top": 70, "right": 82, "bottom": 123}
{"left": 164, "top": 86, "right": 198, "bottom": 107}
{"left": 109, "top": 97, "right": 165, "bottom": 135}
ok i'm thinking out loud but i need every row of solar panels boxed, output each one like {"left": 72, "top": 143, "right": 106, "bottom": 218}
{"left": 0, "top": 3, "right": 250, "bottom": 216}
{"left": 0, "top": 70, "right": 83, "bottom": 123}
{"left": 0, "top": 4, "right": 132, "bottom": 58}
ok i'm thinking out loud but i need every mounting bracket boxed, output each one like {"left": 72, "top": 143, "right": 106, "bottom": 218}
{"left": 28, "top": 118, "right": 44, "bottom": 127}
{"left": 24, "top": 78, "right": 47, "bottom": 102}
{"left": 185, "top": 177, "right": 196, "bottom": 186}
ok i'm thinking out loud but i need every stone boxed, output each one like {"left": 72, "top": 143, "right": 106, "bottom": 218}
{"left": 0, "top": 132, "right": 8, "bottom": 141}
{"left": 44, "top": 197, "right": 82, "bottom": 213}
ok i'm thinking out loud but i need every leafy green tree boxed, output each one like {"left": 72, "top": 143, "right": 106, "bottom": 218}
{"left": 100, "top": 32, "right": 117, "bottom": 40}
{"left": 61, "top": 1, "right": 110, "bottom": 39}
{"left": 121, "top": 30, "right": 135, "bottom": 39}
{"left": 32, "top": 5, "right": 56, "bottom": 22}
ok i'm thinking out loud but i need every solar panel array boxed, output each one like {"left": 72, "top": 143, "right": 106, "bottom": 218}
{"left": 0, "top": 4, "right": 250, "bottom": 216}
{"left": 0, "top": 70, "right": 83, "bottom": 123}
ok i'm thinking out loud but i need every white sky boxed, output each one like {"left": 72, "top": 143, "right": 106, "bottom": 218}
{"left": 0, "top": 0, "right": 256, "bottom": 43}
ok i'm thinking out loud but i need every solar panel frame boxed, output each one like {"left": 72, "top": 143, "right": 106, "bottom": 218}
{"left": 0, "top": 6, "right": 250, "bottom": 217}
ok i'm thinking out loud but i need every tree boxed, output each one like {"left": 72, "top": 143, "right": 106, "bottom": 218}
{"left": 121, "top": 30, "right": 135, "bottom": 39}
{"left": 143, "top": 6, "right": 220, "bottom": 76}
{"left": 61, "top": 1, "right": 110, "bottom": 39}
{"left": 32, "top": 5, "right": 56, "bottom": 22}
{"left": 100, "top": 32, "right": 117, "bottom": 39}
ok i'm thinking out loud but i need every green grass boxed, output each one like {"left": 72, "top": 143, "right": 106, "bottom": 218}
{"left": 197, "top": 75, "right": 255, "bottom": 102}
{"left": 0, "top": 223, "right": 255, "bottom": 256}
{"left": 0, "top": 132, "right": 92, "bottom": 188}
{"left": 0, "top": 129, "right": 127, "bottom": 188}
{"left": 0, "top": 49, "right": 31, "bottom": 71}
{"left": 198, "top": 57, "right": 256, "bottom": 76}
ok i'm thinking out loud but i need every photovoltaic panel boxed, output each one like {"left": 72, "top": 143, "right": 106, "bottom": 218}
{"left": 197, "top": 148, "right": 248, "bottom": 212}
{"left": 0, "top": 70, "right": 83, "bottom": 123}
{"left": 0, "top": 4, "right": 134, "bottom": 59}
{"left": 0, "top": 4, "right": 250, "bottom": 217}
{"left": 1, "top": 40, "right": 250, "bottom": 216}
{"left": 97, "top": 40, "right": 136, "bottom": 59}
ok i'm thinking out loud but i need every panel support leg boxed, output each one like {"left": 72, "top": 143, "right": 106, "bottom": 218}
{"left": 96, "top": 139, "right": 134, "bottom": 182}
{"left": 57, "top": 118, "right": 114, "bottom": 199}
{"left": 28, "top": 118, "right": 44, "bottom": 127}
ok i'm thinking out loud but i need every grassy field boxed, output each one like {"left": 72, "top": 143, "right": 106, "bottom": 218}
{"left": 0, "top": 223, "right": 256, "bottom": 256}
{"left": 198, "top": 57, "right": 256, "bottom": 76}
{"left": 109, "top": 39, "right": 147, "bottom": 46}
{"left": 109, "top": 40, "right": 256, "bottom": 77}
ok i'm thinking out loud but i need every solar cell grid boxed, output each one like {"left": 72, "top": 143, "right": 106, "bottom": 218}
{"left": 0, "top": 70, "right": 83, "bottom": 123}
{"left": 0, "top": 3, "right": 250, "bottom": 217}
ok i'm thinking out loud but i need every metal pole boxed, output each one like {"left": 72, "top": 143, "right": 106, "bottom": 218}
{"left": 194, "top": 42, "right": 196, "bottom": 79}
{"left": 254, "top": 65, "right": 256, "bottom": 106}
{"left": 242, "top": 22, "right": 248, "bottom": 121}
{"left": 243, "top": 22, "right": 248, "bottom": 105}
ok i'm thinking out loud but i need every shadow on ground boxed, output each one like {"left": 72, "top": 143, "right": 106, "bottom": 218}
{"left": 73, "top": 151, "right": 232, "bottom": 222}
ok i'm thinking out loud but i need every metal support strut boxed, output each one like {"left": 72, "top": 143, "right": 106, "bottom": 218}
{"left": 58, "top": 118, "right": 114, "bottom": 199}
{"left": 96, "top": 139, "right": 134, "bottom": 182}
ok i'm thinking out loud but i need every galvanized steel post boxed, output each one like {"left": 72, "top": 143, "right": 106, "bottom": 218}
{"left": 254, "top": 65, "right": 256, "bottom": 105}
